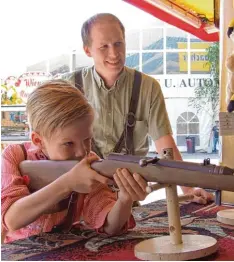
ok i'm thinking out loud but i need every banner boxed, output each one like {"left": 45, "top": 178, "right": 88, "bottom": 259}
{"left": 178, "top": 42, "right": 211, "bottom": 73}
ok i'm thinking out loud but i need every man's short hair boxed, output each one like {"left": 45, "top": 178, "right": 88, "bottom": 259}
{"left": 81, "top": 13, "right": 125, "bottom": 46}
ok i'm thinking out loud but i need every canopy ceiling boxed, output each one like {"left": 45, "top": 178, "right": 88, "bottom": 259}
{"left": 123, "top": 0, "right": 219, "bottom": 41}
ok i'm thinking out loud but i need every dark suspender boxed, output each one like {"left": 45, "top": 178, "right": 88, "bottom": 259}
{"left": 113, "top": 70, "right": 141, "bottom": 155}
{"left": 19, "top": 144, "right": 27, "bottom": 159}
{"left": 74, "top": 69, "right": 142, "bottom": 157}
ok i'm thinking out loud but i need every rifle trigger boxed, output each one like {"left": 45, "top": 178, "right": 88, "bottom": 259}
{"left": 203, "top": 158, "right": 211, "bottom": 166}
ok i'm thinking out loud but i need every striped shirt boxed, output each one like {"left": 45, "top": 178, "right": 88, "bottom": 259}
{"left": 1, "top": 142, "right": 135, "bottom": 243}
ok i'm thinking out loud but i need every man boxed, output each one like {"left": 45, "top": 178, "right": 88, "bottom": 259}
{"left": 212, "top": 121, "right": 219, "bottom": 153}
{"left": 69, "top": 13, "right": 213, "bottom": 204}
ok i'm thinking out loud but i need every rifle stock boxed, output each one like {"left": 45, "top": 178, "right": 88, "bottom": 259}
{"left": 19, "top": 153, "right": 234, "bottom": 192}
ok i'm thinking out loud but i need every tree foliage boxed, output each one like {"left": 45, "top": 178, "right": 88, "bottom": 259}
{"left": 189, "top": 42, "right": 219, "bottom": 119}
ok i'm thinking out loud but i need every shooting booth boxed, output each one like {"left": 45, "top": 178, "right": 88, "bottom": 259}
{"left": 1, "top": 0, "right": 234, "bottom": 261}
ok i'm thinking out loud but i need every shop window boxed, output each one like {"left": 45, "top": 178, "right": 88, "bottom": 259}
{"left": 125, "top": 53, "right": 140, "bottom": 70}
{"left": 142, "top": 28, "right": 163, "bottom": 50}
{"left": 176, "top": 112, "right": 200, "bottom": 146}
{"left": 166, "top": 28, "right": 188, "bottom": 49}
{"left": 189, "top": 50, "right": 211, "bottom": 74}
{"left": 166, "top": 52, "right": 188, "bottom": 74}
{"left": 126, "top": 29, "right": 140, "bottom": 50}
{"left": 142, "top": 52, "right": 163, "bottom": 75}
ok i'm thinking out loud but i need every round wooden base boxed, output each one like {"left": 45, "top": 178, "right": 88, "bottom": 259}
{"left": 217, "top": 209, "right": 234, "bottom": 225}
{"left": 134, "top": 235, "right": 218, "bottom": 261}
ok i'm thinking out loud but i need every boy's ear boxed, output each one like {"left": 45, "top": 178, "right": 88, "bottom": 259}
{"left": 83, "top": 45, "right": 92, "bottom": 57}
{"left": 31, "top": 131, "right": 43, "bottom": 149}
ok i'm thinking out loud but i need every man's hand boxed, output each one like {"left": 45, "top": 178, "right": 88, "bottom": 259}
{"left": 189, "top": 188, "right": 214, "bottom": 204}
{"left": 113, "top": 168, "right": 148, "bottom": 204}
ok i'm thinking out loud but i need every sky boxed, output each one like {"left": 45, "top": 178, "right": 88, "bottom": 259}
{"left": 0, "top": 0, "right": 160, "bottom": 78}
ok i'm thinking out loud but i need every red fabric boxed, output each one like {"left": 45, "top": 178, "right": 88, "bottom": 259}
{"left": 123, "top": 0, "right": 219, "bottom": 41}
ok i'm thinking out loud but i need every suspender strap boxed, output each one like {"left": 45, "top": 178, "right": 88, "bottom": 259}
{"left": 113, "top": 70, "right": 142, "bottom": 155}
{"left": 19, "top": 144, "right": 27, "bottom": 159}
{"left": 74, "top": 69, "right": 84, "bottom": 93}
{"left": 52, "top": 192, "right": 85, "bottom": 233}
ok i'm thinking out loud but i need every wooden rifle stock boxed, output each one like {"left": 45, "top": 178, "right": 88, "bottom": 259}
{"left": 19, "top": 153, "right": 234, "bottom": 192}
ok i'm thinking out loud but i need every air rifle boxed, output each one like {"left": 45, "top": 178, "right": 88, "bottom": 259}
{"left": 19, "top": 153, "right": 234, "bottom": 193}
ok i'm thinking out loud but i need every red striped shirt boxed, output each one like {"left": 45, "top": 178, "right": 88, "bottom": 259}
{"left": 1, "top": 142, "right": 135, "bottom": 243}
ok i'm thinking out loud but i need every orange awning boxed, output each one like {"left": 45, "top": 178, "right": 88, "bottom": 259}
{"left": 123, "top": 0, "right": 219, "bottom": 41}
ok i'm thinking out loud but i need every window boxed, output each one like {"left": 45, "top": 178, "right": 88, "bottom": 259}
{"left": 142, "top": 52, "right": 163, "bottom": 75}
{"left": 166, "top": 28, "right": 188, "bottom": 50}
{"left": 166, "top": 52, "right": 188, "bottom": 74}
{"left": 125, "top": 53, "right": 140, "bottom": 70}
{"left": 126, "top": 29, "right": 140, "bottom": 50}
{"left": 176, "top": 112, "right": 200, "bottom": 146}
{"left": 142, "top": 28, "right": 163, "bottom": 50}
{"left": 189, "top": 35, "right": 212, "bottom": 75}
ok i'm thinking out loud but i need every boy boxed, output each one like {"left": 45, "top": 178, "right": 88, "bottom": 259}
{"left": 1, "top": 80, "right": 147, "bottom": 243}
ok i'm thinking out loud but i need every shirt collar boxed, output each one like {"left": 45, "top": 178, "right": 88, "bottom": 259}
{"left": 27, "top": 143, "right": 49, "bottom": 160}
{"left": 93, "top": 66, "right": 126, "bottom": 91}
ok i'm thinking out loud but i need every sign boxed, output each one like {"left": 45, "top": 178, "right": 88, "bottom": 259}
{"left": 160, "top": 77, "right": 217, "bottom": 88}
{"left": 178, "top": 42, "right": 211, "bottom": 73}
{"left": 15, "top": 72, "right": 52, "bottom": 103}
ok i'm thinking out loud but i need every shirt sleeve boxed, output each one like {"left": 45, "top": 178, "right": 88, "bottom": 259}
{"left": 148, "top": 79, "right": 173, "bottom": 141}
{"left": 82, "top": 183, "right": 135, "bottom": 235}
{"left": 1, "top": 144, "right": 30, "bottom": 230}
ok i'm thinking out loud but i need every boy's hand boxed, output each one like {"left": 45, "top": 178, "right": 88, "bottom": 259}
{"left": 65, "top": 154, "right": 111, "bottom": 193}
{"left": 114, "top": 168, "right": 147, "bottom": 204}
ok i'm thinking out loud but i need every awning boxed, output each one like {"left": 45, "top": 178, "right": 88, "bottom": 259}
{"left": 123, "top": 0, "right": 219, "bottom": 41}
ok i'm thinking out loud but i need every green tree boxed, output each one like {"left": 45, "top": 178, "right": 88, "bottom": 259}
{"left": 189, "top": 42, "right": 219, "bottom": 122}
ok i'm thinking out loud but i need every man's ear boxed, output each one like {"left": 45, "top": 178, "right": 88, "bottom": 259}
{"left": 31, "top": 131, "right": 43, "bottom": 149}
{"left": 83, "top": 45, "right": 92, "bottom": 57}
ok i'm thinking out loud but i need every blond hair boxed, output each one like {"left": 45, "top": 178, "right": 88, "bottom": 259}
{"left": 26, "top": 79, "right": 93, "bottom": 138}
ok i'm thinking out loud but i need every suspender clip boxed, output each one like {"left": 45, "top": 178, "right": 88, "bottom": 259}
{"left": 126, "top": 112, "right": 136, "bottom": 127}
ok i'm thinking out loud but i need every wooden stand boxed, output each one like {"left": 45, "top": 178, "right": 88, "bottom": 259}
{"left": 217, "top": 209, "right": 234, "bottom": 225}
{"left": 135, "top": 235, "right": 218, "bottom": 261}
{"left": 134, "top": 148, "right": 218, "bottom": 261}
